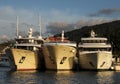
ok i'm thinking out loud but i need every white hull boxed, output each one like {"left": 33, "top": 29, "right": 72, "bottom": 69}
{"left": 10, "top": 48, "right": 43, "bottom": 70}
{"left": 42, "top": 44, "right": 76, "bottom": 70}
{"left": 79, "top": 51, "right": 112, "bottom": 70}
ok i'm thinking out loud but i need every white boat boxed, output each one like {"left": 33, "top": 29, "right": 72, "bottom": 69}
{"left": 6, "top": 28, "right": 44, "bottom": 70}
{"left": 42, "top": 31, "right": 77, "bottom": 70}
{"left": 78, "top": 30, "right": 113, "bottom": 70}
{"left": 0, "top": 54, "right": 10, "bottom": 67}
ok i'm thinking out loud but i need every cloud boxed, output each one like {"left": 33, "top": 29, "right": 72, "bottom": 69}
{"left": 0, "top": 34, "right": 10, "bottom": 43}
{"left": 46, "top": 22, "right": 74, "bottom": 35}
{"left": 0, "top": 6, "right": 82, "bottom": 37}
{"left": 99, "top": 8, "right": 120, "bottom": 15}
{"left": 89, "top": 8, "right": 120, "bottom": 17}
{"left": 46, "top": 18, "right": 112, "bottom": 35}
{"left": 75, "top": 18, "right": 112, "bottom": 27}
{"left": 0, "top": 6, "right": 117, "bottom": 38}
{"left": 0, "top": 6, "right": 40, "bottom": 38}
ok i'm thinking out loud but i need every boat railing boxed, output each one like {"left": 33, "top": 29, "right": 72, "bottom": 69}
{"left": 47, "top": 41, "right": 76, "bottom": 44}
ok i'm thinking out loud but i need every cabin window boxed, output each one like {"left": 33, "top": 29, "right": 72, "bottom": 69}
{"left": 34, "top": 41, "right": 37, "bottom": 44}
{"left": 60, "top": 57, "right": 67, "bottom": 64}
{"left": 107, "top": 48, "right": 111, "bottom": 51}
{"left": 89, "top": 61, "right": 94, "bottom": 67}
{"left": 49, "top": 56, "right": 55, "bottom": 64}
{"left": 5, "top": 59, "right": 8, "bottom": 61}
{"left": 26, "top": 46, "right": 33, "bottom": 51}
{"left": 19, "top": 56, "right": 26, "bottom": 63}
{"left": 17, "top": 46, "right": 27, "bottom": 49}
{"left": 80, "top": 48, "right": 111, "bottom": 51}
{"left": 100, "top": 61, "right": 105, "bottom": 67}
{"left": 37, "top": 41, "right": 44, "bottom": 44}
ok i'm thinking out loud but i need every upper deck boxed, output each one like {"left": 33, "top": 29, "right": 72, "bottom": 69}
{"left": 13, "top": 28, "right": 44, "bottom": 51}
{"left": 15, "top": 28, "right": 44, "bottom": 46}
{"left": 79, "top": 30, "right": 111, "bottom": 49}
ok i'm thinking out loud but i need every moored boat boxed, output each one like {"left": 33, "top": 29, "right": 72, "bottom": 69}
{"left": 78, "top": 30, "right": 113, "bottom": 70}
{"left": 42, "top": 31, "right": 77, "bottom": 70}
{"left": 6, "top": 28, "right": 44, "bottom": 70}
{"left": 0, "top": 54, "right": 10, "bottom": 67}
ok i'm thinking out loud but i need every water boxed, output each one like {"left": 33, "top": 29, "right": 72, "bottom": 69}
{"left": 0, "top": 68, "right": 120, "bottom": 84}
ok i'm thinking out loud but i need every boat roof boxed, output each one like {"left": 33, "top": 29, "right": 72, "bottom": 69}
{"left": 44, "top": 36, "right": 70, "bottom": 42}
{"left": 79, "top": 44, "right": 111, "bottom": 48}
{"left": 81, "top": 37, "right": 107, "bottom": 40}
{"left": 44, "top": 42, "right": 76, "bottom": 47}
{"left": 16, "top": 37, "right": 44, "bottom": 41}
{"left": 15, "top": 44, "right": 41, "bottom": 47}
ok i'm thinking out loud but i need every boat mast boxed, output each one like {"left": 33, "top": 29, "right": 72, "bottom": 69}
{"left": 16, "top": 16, "right": 19, "bottom": 37}
{"left": 38, "top": 15, "right": 42, "bottom": 39}
{"left": 61, "top": 30, "right": 64, "bottom": 42}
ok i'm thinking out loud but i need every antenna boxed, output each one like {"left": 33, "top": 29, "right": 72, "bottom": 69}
{"left": 16, "top": 16, "right": 19, "bottom": 37}
{"left": 38, "top": 15, "right": 42, "bottom": 39}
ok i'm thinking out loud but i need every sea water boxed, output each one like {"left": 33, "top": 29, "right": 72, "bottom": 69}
{"left": 0, "top": 68, "right": 120, "bottom": 84}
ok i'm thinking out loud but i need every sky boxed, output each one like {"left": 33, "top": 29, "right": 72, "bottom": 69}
{"left": 0, "top": 0, "right": 120, "bottom": 41}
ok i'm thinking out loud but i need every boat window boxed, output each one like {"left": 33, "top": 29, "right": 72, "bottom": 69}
{"left": 100, "top": 61, "right": 105, "bottom": 67}
{"left": 29, "top": 46, "right": 33, "bottom": 51}
{"left": 81, "top": 48, "right": 111, "bottom": 51}
{"left": 97, "top": 40, "right": 100, "bottom": 43}
{"left": 0, "top": 59, "right": 7, "bottom": 61}
{"left": 89, "top": 40, "right": 92, "bottom": 43}
{"left": 16, "top": 39, "right": 38, "bottom": 44}
{"left": 49, "top": 56, "right": 55, "bottom": 64}
{"left": 5, "top": 59, "right": 8, "bottom": 61}
{"left": 19, "top": 56, "right": 26, "bottom": 63}
{"left": 82, "top": 40, "right": 107, "bottom": 43}
{"left": 82, "top": 40, "right": 86, "bottom": 43}
{"left": 94, "top": 40, "right": 97, "bottom": 43}
{"left": 37, "top": 41, "right": 44, "bottom": 44}
{"left": 100, "top": 40, "right": 103, "bottom": 43}
{"left": 17, "top": 46, "right": 27, "bottom": 49}
{"left": 34, "top": 47, "right": 39, "bottom": 51}
{"left": 102, "top": 40, "right": 107, "bottom": 43}
{"left": 34, "top": 41, "right": 37, "bottom": 44}
{"left": 16, "top": 39, "right": 27, "bottom": 43}
{"left": 60, "top": 57, "right": 67, "bottom": 64}
{"left": 89, "top": 61, "right": 94, "bottom": 67}
{"left": 107, "top": 48, "right": 111, "bottom": 51}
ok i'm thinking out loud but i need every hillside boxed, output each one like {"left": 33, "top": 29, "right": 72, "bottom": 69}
{"left": 55, "top": 20, "right": 120, "bottom": 55}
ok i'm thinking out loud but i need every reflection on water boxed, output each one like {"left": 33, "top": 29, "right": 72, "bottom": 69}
{"left": 0, "top": 69, "right": 120, "bottom": 84}
{"left": 96, "top": 71, "right": 114, "bottom": 84}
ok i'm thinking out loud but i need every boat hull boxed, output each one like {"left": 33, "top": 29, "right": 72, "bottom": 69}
{"left": 0, "top": 54, "right": 10, "bottom": 67}
{"left": 79, "top": 51, "right": 112, "bottom": 70}
{"left": 10, "top": 48, "right": 43, "bottom": 70}
{"left": 42, "top": 44, "right": 77, "bottom": 70}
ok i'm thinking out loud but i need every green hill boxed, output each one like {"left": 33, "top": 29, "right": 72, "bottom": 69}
{"left": 55, "top": 20, "right": 120, "bottom": 55}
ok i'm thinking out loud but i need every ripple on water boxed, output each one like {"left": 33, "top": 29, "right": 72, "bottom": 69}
{"left": 0, "top": 70, "right": 120, "bottom": 84}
